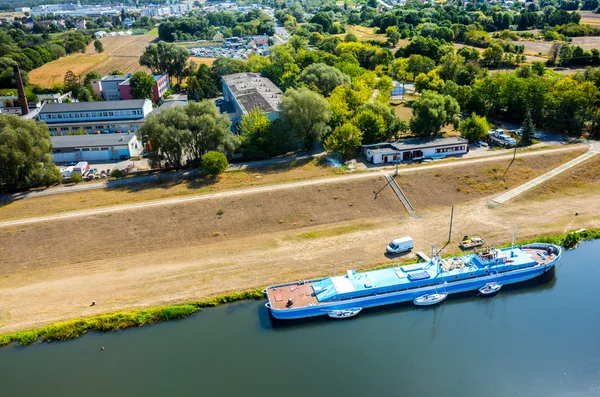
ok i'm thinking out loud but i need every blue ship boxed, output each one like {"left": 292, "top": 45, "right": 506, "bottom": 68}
{"left": 264, "top": 243, "right": 561, "bottom": 320}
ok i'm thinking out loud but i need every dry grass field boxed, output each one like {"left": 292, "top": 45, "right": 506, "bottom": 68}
{"left": 189, "top": 56, "right": 216, "bottom": 66}
{"left": 0, "top": 147, "right": 596, "bottom": 334}
{"left": 29, "top": 34, "right": 155, "bottom": 87}
{"left": 336, "top": 25, "right": 389, "bottom": 42}
{"left": 570, "top": 36, "right": 600, "bottom": 50}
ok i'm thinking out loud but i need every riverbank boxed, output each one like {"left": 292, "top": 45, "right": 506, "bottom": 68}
{"left": 2, "top": 229, "right": 598, "bottom": 347}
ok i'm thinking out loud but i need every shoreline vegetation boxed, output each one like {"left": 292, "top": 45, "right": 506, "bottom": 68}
{"left": 2, "top": 228, "right": 599, "bottom": 348}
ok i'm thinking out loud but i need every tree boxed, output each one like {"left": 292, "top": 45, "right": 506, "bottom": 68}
{"left": 129, "top": 71, "right": 155, "bottom": 101}
{"left": 410, "top": 91, "right": 460, "bottom": 136}
{"left": 83, "top": 71, "right": 102, "bottom": 86}
{"left": 279, "top": 87, "right": 332, "bottom": 149}
{"left": 324, "top": 123, "right": 362, "bottom": 160}
{"left": 0, "top": 115, "right": 60, "bottom": 191}
{"left": 352, "top": 109, "right": 386, "bottom": 144}
{"left": 139, "top": 101, "right": 237, "bottom": 169}
{"left": 63, "top": 70, "right": 80, "bottom": 93}
{"left": 481, "top": 43, "right": 504, "bottom": 67}
{"left": 94, "top": 39, "right": 104, "bottom": 54}
{"left": 406, "top": 54, "right": 435, "bottom": 76}
{"left": 520, "top": 109, "right": 535, "bottom": 146}
{"left": 139, "top": 41, "right": 189, "bottom": 85}
{"left": 386, "top": 26, "right": 401, "bottom": 46}
{"left": 414, "top": 70, "right": 445, "bottom": 93}
{"left": 299, "top": 63, "right": 350, "bottom": 96}
{"left": 201, "top": 151, "right": 229, "bottom": 177}
{"left": 459, "top": 113, "right": 489, "bottom": 142}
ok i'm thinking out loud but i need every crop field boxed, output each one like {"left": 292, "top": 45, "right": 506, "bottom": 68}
{"left": 579, "top": 11, "right": 600, "bottom": 27}
{"left": 29, "top": 34, "right": 155, "bottom": 87}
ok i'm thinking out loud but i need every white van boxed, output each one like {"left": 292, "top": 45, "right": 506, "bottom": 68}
{"left": 386, "top": 236, "right": 414, "bottom": 255}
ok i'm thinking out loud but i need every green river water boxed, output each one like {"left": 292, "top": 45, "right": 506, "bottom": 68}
{"left": 1, "top": 240, "right": 600, "bottom": 397}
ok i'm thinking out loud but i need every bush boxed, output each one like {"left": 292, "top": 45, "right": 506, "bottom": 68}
{"left": 110, "top": 169, "right": 124, "bottom": 179}
{"left": 69, "top": 173, "right": 82, "bottom": 183}
{"left": 201, "top": 151, "right": 228, "bottom": 177}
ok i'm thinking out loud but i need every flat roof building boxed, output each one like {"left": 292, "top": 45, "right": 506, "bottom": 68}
{"left": 37, "top": 99, "right": 153, "bottom": 135}
{"left": 50, "top": 133, "right": 142, "bottom": 163}
{"left": 362, "top": 137, "right": 469, "bottom": 164}
{"left": 221, "top": 72, "right": 282, "bottom": 124}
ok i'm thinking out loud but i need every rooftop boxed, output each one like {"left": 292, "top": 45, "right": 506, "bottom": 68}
{"left": 50, "top": 133, "right": 137, "bottom": 149}
{"left": 101, "top": 74, "right": 131, "bottom": 82}
{"left": 39, "top": 99, "right": 150, "bottom": 114}
{"left": 363, "top": 136, "right": 468, "bottom": 154}
{"left": 222, "top": 72, "right": 282, "bottom": 114}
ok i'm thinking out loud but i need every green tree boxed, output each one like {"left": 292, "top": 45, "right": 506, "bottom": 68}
{"left": 63, "top": 70, "right": 80, "bottom": 93}
{"left": 239, "top": 107, "right": 282, "bottom": 159}
{"left": 201, "top": 151, "right": 229, "bottom": 177}
{"left": 414, "top": 70, "right": 445, "bottom": 93}
{"left": 386, "top": 26, "right": 401, "bottom": 46}
{"left": 94, "top": 39, "right": 104, "bottom": 54}
{"left": 83, "top": 71, "right": 102, "bottom": 86}
{"left": 289, "top": 36, "right": 307, "bottom": 52}
{"left": 459, "top": 113, "right": 489, "bottom": 142}
{"left": 299, "top": 63, "right": 351, "bottom": 97}
{"left": 410, "top": 91, "right": 460, "bottom": 136}
{"left": 139, "top": 41, "right": 189, "bottom": 85}
{"left": 69, "top": 173, "right": 83, "bottom": 184}
{"left": 481, "top": 43, "right": 504, "bottom": 67}
{"left": 520, "top": 109, "right": 535, "bottom": 146}
{"left": 352, "top": 109, "right": 386, "bottom": 144}
{"left": 406, "top": 54, "right": 435, "bottom": 76}
{"left": 129, "top": 71, "right": 155, "bottom": 101}
{"left": 279, "top": 87, "right": 332, "bottom": 148}
{"left": 0, "top": 115, "right": 60, "bottom": 191}
{"left": 323, "top": 123, "right": 362, "bottom": 160}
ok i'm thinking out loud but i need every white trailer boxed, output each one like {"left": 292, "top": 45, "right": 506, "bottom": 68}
{"left": 72, "top": 161, "right": 90, "bottom": 176}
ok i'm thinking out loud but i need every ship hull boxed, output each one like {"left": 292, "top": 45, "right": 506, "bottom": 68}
{"left": 266, "top": 246, "right": 559, "bottom": 320}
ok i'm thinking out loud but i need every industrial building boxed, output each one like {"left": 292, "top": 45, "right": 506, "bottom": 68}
{"left": 50, "top": 133, "right": 142, "bottom": 163}
{"left": 37, "top": 99, "right": 153, "bottom": 135}
{"left": 95, "top": 74, "right": 132, "bottom": 101}
{"left": 362, "top": 137, "right": 469, "bottom": 164}
{"left": 221, "top": 73, "right": 282, "bottom": 124}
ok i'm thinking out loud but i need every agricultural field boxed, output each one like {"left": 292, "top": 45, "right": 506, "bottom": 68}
{"left": 579, "top": 11, "right": 600, "bottom": 27}
{"left": 29, "top": 34, "right": 155, "bottom": 87}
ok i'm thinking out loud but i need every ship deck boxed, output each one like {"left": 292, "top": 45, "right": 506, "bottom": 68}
{"left": 266, "top": 282, "right": 320, "bottom": 310}
{"left": 522, "top": 248, "right": 557, "bottom": 265}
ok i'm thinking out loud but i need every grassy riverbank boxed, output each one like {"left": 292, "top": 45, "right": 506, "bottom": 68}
{"left": 2, "top": 228, "right": 599, "bottom": 347}
{"left": 0, "top": 289, "right": 263, "bottom": 346}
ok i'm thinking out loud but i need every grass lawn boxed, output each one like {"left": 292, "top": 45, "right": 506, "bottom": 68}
{"left": 147, "top": 27, "right": 159, "bottom": 36}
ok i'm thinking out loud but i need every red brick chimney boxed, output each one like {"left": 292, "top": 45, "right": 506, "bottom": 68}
{"left": 13, "top": 65, "right": 28, "bottom": 116}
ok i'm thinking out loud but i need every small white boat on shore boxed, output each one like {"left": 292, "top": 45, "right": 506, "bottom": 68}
{"left": 479, "top": 282, "right": 502, "bottom": 296}
{"left": 414, "top": 293, "right": 448, "bottom": 306}
{"left": 328, "top": 308, "right": 362, "bottom": 319}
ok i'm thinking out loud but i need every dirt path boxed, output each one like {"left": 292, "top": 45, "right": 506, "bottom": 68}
{"left": 0, "top": 145, "right": 586, "bottom": 228}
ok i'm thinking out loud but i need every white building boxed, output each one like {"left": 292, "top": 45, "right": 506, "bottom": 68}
{"left": 362, "top": 137, "right": 469, "bottom": 164}
{"left": 51, "top": 133, "right": 142, "bottom": 163}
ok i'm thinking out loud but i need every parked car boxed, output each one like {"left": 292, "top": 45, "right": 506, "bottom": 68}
{"left": 386, "top": 236, "right": 414, "bottom": 255}
{"left": 475, "top": 141, "right": 488, "bottom": 147}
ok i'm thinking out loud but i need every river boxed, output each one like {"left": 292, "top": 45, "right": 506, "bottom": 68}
{"left": 2, "top": 241, "right": 600, "bottom": 397}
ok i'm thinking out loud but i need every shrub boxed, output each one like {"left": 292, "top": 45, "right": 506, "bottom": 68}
{"left": 70, "top": 173, "right": 82, "bottom": 183}
{"left": 201, "top": 151, "right": 228, "bottom": 177}
{"left": 110, "top": 169, "right": 124, "bottom": 179}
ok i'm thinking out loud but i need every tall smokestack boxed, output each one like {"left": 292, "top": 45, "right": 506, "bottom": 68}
{"left": 13, "top": 65, "right": 28, "bottom": 116}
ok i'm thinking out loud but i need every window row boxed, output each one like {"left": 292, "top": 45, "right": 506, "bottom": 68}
{"left": 41, "top": 109, "right": 143, "bottom": 120}
{"left": 435, "top": 146, "right": 465, "bottom": 154}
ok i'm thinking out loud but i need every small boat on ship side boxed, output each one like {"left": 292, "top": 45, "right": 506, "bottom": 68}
{"left": 414, "top": 293, "right": 447, "bottom": 306}
{"left": 264, "top": 242, "right": 561, "bottom": 320}
{"left": 327, "top": 308, "right": 362, "bottom": 319}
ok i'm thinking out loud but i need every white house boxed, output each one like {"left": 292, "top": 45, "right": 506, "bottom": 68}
{"left": 362, "top": 137, "right": 469, "bottom": 164}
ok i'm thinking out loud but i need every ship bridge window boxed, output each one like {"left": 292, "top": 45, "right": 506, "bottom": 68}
{"left": 469, "top": 273, "right": 473, "bottom": 276}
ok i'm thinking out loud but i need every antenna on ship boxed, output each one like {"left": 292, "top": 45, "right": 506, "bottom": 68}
{"left": 511, "top": 223, "right": 517, "bottom": 257}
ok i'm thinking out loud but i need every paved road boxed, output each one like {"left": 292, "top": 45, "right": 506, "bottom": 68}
{"left": 491, "top": 142, "right": 599, "bottom": 204}
{"left": 0, "top": 151, "right": 327, "bottom": 203}
{"left": 0, "top": 145, "right": 585, "bottom": 228}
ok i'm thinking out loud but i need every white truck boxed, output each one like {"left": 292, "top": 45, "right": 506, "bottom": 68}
{"left": 488, "top": 129, "right": 517, "bottom": 147}
{"left": 386, "top": 236, "right": 414, "bottom": 255}
{"left": 61, "top": 166, "right": 74, "bottom": 181}
{"left": 72, "top": 161, "right": 90, "bottom": 176}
